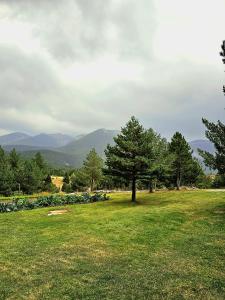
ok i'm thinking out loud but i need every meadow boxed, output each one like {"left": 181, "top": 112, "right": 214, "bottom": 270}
{"left": 0, "top": 191, "right": 225, "bottom": 299}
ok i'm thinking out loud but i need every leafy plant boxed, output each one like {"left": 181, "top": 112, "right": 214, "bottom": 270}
{"left": 0, "top": 193, "right": 110, "bottom": 213}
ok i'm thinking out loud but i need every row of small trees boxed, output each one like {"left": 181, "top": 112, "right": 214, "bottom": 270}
{"left": 104, "top": 117, "right": 204, "bottom": 202}
{"left": 60, "top": 117, "right": 205, "bottom": 201}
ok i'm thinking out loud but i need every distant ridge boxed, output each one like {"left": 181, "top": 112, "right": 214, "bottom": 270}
{"left": 60, "top": 129, "right": 119, "bottom": 156}
{"left": 0, "top": 129, "right": 119, "bottom": 167}
{"left": 11, "top": 133, "right": 74, "bottom": 148}
{"left": 189, "top": 139, "right": 215, "bottom": 158}
{"left": 0, "top": 132, "right": 30, "bottom": 145}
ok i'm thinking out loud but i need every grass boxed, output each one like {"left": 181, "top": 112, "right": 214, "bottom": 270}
{"left": 0, "top": 191, "right": 225, "bottom": 299}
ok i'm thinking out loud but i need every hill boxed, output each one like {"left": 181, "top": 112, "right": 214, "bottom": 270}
{"left": 12, "top": 133, "right": 74, "bottom": 148}
{"left": 189, "top": 139, "right": 215, "bottom": 155}
{"left": 0, "top": 132, "right": 30, "bottom": 145}
{"left": 60, "top": 129, "right": 119, "bottom": 157}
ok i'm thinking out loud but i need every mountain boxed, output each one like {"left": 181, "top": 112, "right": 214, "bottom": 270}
{"left": 0, "top": 132, "right": 30, "bottom": 145}
{"left": 60, "top": 129, "right": 119, "bottom": 157}
{"left": 189, "top": 139, "right": 215, "bottom": 155}
{"left": 12, "top": 133, "right": 74, "bottom": 148}
{"left": 189, "top": 139, "right": 215, "bottom": 174}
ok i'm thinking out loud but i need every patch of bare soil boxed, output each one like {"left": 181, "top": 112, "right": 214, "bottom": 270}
{"left": 47, "top": 209, "right": 68, "bottom": 216}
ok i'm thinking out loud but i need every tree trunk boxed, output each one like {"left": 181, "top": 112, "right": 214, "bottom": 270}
{"left": 149, "top": 180, "right": 154, "bottom": 193}
{"left": 131, "top": 177, "right": 136, "bottom": 202}
{"left": 176, "top": 176, "right": 181, "bottom": 190}
{"left": 91, "top": 178, "right": 94, "bottom": 192}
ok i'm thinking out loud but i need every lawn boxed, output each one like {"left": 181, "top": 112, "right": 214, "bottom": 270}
{"left": 0, "top": 191, "right": 225, "bottom": 299}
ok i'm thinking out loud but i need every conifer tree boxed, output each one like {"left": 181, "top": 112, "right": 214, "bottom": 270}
{"left": 144, "top": 128, "right": 170, "bottom": 192}
{"left": 220, "top": 40, "right": 225, "bottom": 94}
{"left": 199, "top": 119, "right": 225, "bottom": 174}
{"left": 83, "top": 148, "right": 103, "bottom": 191}
{"left": 169, "top": 132, "right": 193, "bottom": 190}
{"left": 105, "top": 116, "right": 150, "bottom": 202}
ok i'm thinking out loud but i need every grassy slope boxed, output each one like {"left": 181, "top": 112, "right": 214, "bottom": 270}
{"left": 0, "top": 191, "right": 225, "bottom": 299}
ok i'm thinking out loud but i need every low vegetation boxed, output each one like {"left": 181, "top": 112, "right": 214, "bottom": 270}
{"left": 0, "top": 193, "right": 109, "bottom": 213}
{"left": 0, "top": 190, "right": 225, "bottom": 299}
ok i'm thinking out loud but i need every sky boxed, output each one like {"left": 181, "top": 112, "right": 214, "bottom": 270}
{"left": 0, "top": 0, "right": 225, "bottom": 140}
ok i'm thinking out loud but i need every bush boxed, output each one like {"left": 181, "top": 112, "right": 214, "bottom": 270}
{"left": 0, "top": 193, "right": 110, "bottom": 213}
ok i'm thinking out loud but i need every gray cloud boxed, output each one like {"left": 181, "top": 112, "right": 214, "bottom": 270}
{"left": 0, "top": 0, "right": 224, "bottom": 139}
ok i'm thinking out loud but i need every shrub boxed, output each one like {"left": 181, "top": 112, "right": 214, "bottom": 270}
{"left": 0, "top": 193, "right": 110, "bottom": 213}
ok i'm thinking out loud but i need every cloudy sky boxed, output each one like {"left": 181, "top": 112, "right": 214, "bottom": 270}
{"left": 0, "top": 0, "right": 225, "bottom": 140}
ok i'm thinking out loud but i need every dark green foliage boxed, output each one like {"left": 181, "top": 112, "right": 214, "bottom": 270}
{"left": 183, "top": 158, "right": 204, "bottom": 186}
{"left": 33, "top": 152, "right": 47, "bottom": 172}
{"left": 62, "top": 182, "right": 73, "bottom": 193}
{"left": 43, "top": 175, "right": 59, "bottom": 193}
{"left": 220, "top": 40, "right": 225, "bottom": 94}
{"left": 199, "top": 119, "right": 225, "bottom": 175}
{"left": 212, "top": 174, "right": 225, "bottom": 188}
{"left": 9, "top": 148, "right": 20, "bottom": 169}
{"left": 0, "top": 147, "right": 14, "bottom": 196}
{"left": 0, "top": 193, "right": 110, "bottom": 213}
{"left": 105, "top": 116, "right": 151, "bottom": 202}
{"left": 169, "top": 132, "right": 194, "bottom": 190}
{"left": 83, "top": 148, "right": 103, "bottom": 191}
{"left": 70, "top": 168, "right": 89, "bottom": 191}
{"left": 63, "top": 172, "right": 70, "bottom": 184}
{"left": 143, "top": 129, "right": 171, "bottom": 192}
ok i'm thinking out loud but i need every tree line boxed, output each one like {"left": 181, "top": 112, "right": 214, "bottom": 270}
{"left": 0, "top": 117, "right": 217, "bottom": 199}
{"left": 0, "top": 148, "right": 57, "bottom": 196}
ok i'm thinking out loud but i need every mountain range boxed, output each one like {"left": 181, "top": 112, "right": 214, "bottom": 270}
{"left": 0, "top": 130, "right": 214, "bottom": 168}
{"left": 0, "top": 129, "right": 119, "bottom": 168}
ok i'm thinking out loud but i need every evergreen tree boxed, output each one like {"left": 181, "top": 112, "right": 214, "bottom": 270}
{"left": 9, "top": 148, "right": 20, "bottom": 169}
{"left": 83, "top": 148, "right": 103, "bottom": 191}
{"left": 63, "top": 172, "right": 70, "bottom": 184}
{"left": 199, "top": 119, "right": 225, "bottom": 174}
{"left": 9, "top": 148, "right": 21, "bottom": 192}
{"left": 105, "top": 116, "right": 150, "bottom": 202}
{"left": 0, "top": 147, "right": 13, "bottom": 196}
{"left": 144, "top": 129, "right": 170, "bottom": 192}
{"left": 220, "top": 40, "right": 225, "bottom": 94}
{"left": 62, "top": 172, "right": 71, "bottom": 192}
{"left": 70, "top": 168, "right": 89, "bottom": 192}
{"left": 20, "top": 160, "right": 43, "bottom": 194}
{"left": 33, "top": 152, "right": 47, "bottom": 172}
{"left": 169, "top": 132, "right": 193, "bottom": 190}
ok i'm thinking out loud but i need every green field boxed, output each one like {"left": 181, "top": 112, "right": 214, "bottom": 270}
{"left": 0, "top": 191, "right": 225, "bottom": 299}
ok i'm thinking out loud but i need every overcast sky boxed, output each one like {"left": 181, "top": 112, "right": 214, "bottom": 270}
{"left": 0, "top": 0, "right": 225, "bottom": 140}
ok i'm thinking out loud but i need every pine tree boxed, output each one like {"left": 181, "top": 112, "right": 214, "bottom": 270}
{"left": 199, "top": 118, "right": 225, "bottom": 174}
{"left": 83, "top": 148, "right": 103, "bottom": 191}
{"left": 220, "top": 40, "right": 225, "bottom": 94}
{"left": 144, "top": 129, "right": 170, "bottom": 193}
{"left": 0, "top": 147, "right": 13, "bottom": 196}
{"left": 63, "top": 172, "right": 70, "bottom": 184}
{"left": 169, "top": 132, "right": 193, "bottom": 190}
{"left": 9, "top": 148, "right": 20, "bottom": 169}
{"left": 33, "top": 152, "right": 47, "bottom": 171}
{"left": 19, "top": 160, "right": 43, "bottom": 194}
{"left": 105, "top": 116, "right": 150, "bottom": 202}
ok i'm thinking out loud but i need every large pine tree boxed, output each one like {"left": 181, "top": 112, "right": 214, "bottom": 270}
{"left": 199, "top": 119, "right": 225, "bottom": 174}
{"left": 104, "top": 116, "right": 150, "bottom": 202}
{"left": 199, "top": 41, "right": 225, "bottom": 173}
{"left": 220, "top": 40, "right": 225, "bottom": 94}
